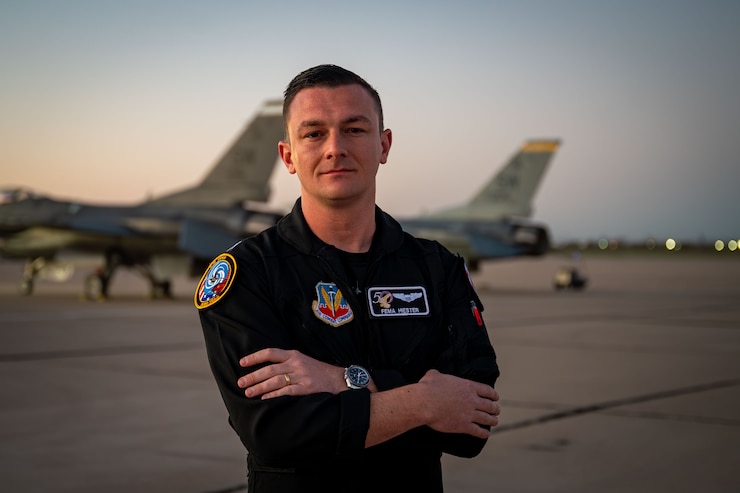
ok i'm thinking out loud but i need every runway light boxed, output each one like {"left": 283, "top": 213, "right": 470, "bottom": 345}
{"left": 598, "top": 238, "right": 609, "bottom": 250}
{"left": 728, "top": 240, "right": 738, "bottom": 252}
{"left": 714, "top": 240, "right": 725, "bottom": 252}
{"left": 665, "top": 238, "right": 677, "bottom": 251}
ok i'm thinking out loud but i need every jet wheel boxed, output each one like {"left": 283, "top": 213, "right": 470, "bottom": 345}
{"left": 84, "top": 274, "right": 108, "bottom": 301}
{"left": 149, "top": 280, "right": 172, "bottom": 300}
{"left": 19, "top": 278, "right": 34, "bottom": 296}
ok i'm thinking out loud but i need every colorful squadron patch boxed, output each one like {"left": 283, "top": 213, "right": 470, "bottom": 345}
{"left": 312, "top": 282, "right": 354, "bottom": 327}
{"left": 194, "top": 253, "right": 237, "bottom": 309}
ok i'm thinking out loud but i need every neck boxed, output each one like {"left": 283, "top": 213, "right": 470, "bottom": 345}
{"left": 301, "top": 197, "right": 376, "bottom": 253}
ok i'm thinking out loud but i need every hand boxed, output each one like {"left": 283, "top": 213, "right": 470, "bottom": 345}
{"left": 418, "top": 369, "right": 500, "bottom": 438}
{"left": 237, "top": 348, "right": 345, "bottom": 399}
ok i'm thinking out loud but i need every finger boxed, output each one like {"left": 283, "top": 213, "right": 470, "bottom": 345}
{"left": 245, "top": 373, "right": 291, "bottom": 399}
{"left": 238, "top": 363, "right": 287, "bottom": 388}
{"left": 484, "top": 400, "right": 501, "bottom": 418}
{"left": 238, "top": 367, "right": 267, "bottom": 388}
{"left": 261, "top": 387, "right": 288, "bottom": 400}
{"left": 489, "top": 388, "right": 499, "bottom": 401}
{"left": 239, "top": 348, "right": 287, "bottom": 367}
{"left": 472, "top": 409, "right": 499, "bottom": 428}
{"left": 467, "top": 421, "right": 492, "bottom": 439}
{"left": 240, "top": 348, "right": 284, "bottom": 367}
{"left": 476, "top": 396, "right": 500, "bottom": 415}
{"left": 260, "top": 373, "right": 295, "bottom": 400}
{"left": 474, "top": 384, "right": 498, "bottom": 402}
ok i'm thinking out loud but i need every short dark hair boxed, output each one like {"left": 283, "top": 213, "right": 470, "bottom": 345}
{"left": 282, "top": 64, "right": 384, "bottom": 137}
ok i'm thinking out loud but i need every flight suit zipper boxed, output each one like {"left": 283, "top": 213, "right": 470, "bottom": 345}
{"left": 313, "top": 250, "right": 380, "bottom": 370}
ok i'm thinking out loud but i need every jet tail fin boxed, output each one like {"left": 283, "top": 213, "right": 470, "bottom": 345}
{"left": 432, "top": 139, "right": 560, "bottom": 221}
{"left": 148, "top": 99, "right": 284, "bottom": 207}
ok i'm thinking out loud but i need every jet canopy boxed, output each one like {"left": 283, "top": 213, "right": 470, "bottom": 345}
{"left": 0, "top": 188, "right": 41, "bottom": 204}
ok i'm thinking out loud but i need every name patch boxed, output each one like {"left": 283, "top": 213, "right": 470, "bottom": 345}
{"left": 367, "top": 286, "right": 430, "bottom": 318}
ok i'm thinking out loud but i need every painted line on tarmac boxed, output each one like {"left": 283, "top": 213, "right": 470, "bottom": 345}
{"left": 0, "top": 308, "right": 185, "bottom": 322}
{"left": 495, "top": 377, "right": 740, "bottom": 433}
{"left": 0, "top": 341, "right": 203, "bottom": 362}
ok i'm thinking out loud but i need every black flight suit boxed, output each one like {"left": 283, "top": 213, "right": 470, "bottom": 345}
{"left": 196, "top": 199, "right": 499, "bottom": 493}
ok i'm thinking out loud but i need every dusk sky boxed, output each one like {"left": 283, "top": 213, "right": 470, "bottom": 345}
{"left": 2, "top": 1, "right": 738, "bottom": 244}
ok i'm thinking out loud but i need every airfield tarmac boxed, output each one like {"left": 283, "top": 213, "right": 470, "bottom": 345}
{"left": 0, "top": 254, "right": 738, "bottom": 493}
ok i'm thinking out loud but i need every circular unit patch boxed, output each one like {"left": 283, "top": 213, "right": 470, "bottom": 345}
{"left": 194, "top": 253, "right": 237, "bottom": 309}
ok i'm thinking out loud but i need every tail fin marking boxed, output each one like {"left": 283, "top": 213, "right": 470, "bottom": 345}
{"left": 431, "top": 139, "right": 561, "bottom": 221}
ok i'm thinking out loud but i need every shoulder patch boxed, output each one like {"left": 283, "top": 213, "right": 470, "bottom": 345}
{"left": 464, "top": 261, "right": 479, "bottom": 297}
{"left": 194, "top": 253, "right": 237, "bottom": 309}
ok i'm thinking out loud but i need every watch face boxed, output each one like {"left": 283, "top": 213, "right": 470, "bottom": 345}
{"left": 347, "top": 365, "right": 370, "bottom": 388}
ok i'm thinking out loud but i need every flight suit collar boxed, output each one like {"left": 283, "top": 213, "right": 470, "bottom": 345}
{"left": 277, "top": 198, "right": 404, "bottom": 259}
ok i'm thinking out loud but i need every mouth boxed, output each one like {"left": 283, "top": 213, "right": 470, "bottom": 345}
{"left": 321, "top": 168, "right": 354, "bottom": 176}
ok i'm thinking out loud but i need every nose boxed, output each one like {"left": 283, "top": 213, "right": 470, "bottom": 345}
{"left": 324, "top": 130, "right": 347, "bottom": 160}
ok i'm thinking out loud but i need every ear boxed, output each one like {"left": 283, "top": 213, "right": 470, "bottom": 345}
{"left": 278, "top": 140, "right": 296, "bottom": 174}
{"left": 379, "top": 129, "right": 392, "bottom": 164}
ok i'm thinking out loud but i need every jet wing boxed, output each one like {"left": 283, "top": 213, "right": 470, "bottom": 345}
{"left": 179, "top": 218, "right": 244, "bottom": 259}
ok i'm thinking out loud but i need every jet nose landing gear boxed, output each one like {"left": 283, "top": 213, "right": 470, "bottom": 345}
{"left": 83, "top": 268, "right": 110, "bottom": 301}
{"left": 553, "top": 266, "right": 588, "bottom": 290}
{"left": 82, "top": 266, "right": 174, "bottom": 301}
{"left": 148, "top": 279, "right": 172, "bottom": 300}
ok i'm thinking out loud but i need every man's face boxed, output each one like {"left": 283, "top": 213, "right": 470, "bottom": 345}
{"left": 279, "top": 84, "right": 392, "bottom": 207}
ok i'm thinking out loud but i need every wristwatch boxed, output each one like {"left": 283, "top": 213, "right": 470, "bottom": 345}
{"left": 344, "top": 365, "right": 371, "bottom": 389}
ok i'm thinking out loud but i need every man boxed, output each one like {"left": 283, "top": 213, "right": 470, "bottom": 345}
{"left": 195, "top": 64, "right": 500, "bottom": 492}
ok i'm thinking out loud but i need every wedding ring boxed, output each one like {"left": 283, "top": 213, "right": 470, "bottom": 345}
{"left": 283, "top": 373, "right": 291, "bottom": 386}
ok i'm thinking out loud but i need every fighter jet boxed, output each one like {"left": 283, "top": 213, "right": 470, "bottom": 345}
{"left": 399, "top": 139, "right": 561, "bottom": 271}
{"left": 0, "top": 100, "right": 286, "bottom": 299}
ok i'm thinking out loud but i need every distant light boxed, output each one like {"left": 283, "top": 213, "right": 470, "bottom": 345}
{"left": 598, "top": 238, "right": 609, "bottom": 250}
{"left": 665, "top": 238, "right": 677, "bottom": 251}
{"left": 714, "top": 240, "right": 725, "bottom": 252}
{"left": 728, "top": 240, "right": 738, "bottom": 252}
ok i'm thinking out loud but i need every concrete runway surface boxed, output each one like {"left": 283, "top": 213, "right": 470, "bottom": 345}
{"left": 0, "top": 254, "right": 738, "bottom": 492}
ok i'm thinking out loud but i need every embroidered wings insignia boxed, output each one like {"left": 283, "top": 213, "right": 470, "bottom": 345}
{"left": 394, "top": 292, "right": 423, "bottom": 302}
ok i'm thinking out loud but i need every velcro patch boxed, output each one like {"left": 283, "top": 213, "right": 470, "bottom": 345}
{"left": 194, "top": 253, "right": 237, "bottom": 309}
{"left": 367, "top": 286, "right": 429, "bottom": 317}
{"left": 312, "top": 282, "right": 354, "bottom": 327}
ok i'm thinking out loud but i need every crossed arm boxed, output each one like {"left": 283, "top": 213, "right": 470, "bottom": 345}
{"left": 237, "top": 348, "right": 500, "bottom": 448}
